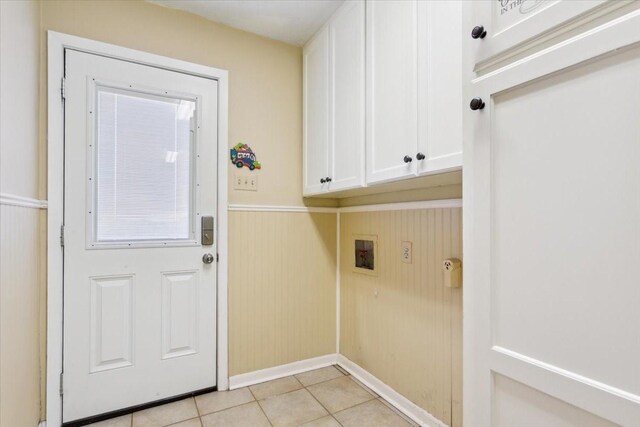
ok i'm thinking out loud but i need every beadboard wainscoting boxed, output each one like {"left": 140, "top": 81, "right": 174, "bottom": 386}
{"left": 229, "top": 210, "right": 337, "bottom": 376}
{"left": 0, "top": 202, "right": 44, "bottom": 427}
{"left": 340, "top": 206, "right": 463, "bottom": 427}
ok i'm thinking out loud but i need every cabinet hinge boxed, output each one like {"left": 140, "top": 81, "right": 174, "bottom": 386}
{"left": 59, "top": 372, "right": 64, "bottom": 396}
{"left": 60, "top": 225, "right": 65, "bottom": 247}
{"left": 216, "top": 253, "right": 219, "bottom": 262}
{"left": 61, "top": 77, "right": 66, "bottom": 100}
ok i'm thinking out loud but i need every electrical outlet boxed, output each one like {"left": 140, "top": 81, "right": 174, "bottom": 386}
{"left": 401, "top": 241, "right": 412, "bottom": 264}
{"left": 443, "top": 258, "right": 462, "bottom": 288}
{"left": 233, "top": 174, "right": 257, "bottom": 191}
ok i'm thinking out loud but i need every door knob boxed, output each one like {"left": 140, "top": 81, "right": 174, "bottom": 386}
{"left": 471, "top": 25, "right": 486, "bottom": 39}
{"left": 416, "top": 152, "right": 426, "bottom": 160}
{"left": 325, "top": 177, "right": 332, "bottom": 182}
{"left": 470, "top": 98, "right": 485, "bottom": 111}
{"left": 403, "top": 155, "right": 413, "bottom": 163}
{"left": 202, "top": 253, "right": 215, "bottom": 264}
{"left": 320, "top": 178, "right": 326, "bottom": 184}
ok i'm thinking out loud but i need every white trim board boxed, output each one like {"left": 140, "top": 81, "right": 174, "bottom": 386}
{"left": 229, "top": 354, "right": 339, "bottom": 389}
{"left": 228, "top": 353, "right": 448, "bottom": 427}
{"left": 0, "top": 193, "right": 48, "bottom": 209}
{"left": 228, "top": 204, "right": 338, "bottom": 213}
{"left": 228, "top": 199, "right": 462, "bottom": 214}
{"left": 336, "top": 355, "right": 448, "bottom": 427}
{"left": 339, "top": 198, "right": 462, "bottom": 213}
{"left": 46, "top": 31, "right": 229, "bottom": 427}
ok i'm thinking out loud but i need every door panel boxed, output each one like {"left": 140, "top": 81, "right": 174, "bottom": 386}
{"left": 366, "top": 0, "right": 418, "bottom": 184}
{"left": 161, "top": 271, "right": 199, "bottom": 359}
{"left": 303, "top": 27, "right": 330, "bottom": 195}
{"left": 63, "top": 49, "right": 218, "bottom": 422}
{"left": 464, "top": 7, "right": 640, "bottom": 427}
{"left": 89, "top": 275, "right": 134, "bottom": 372}
{"left": 328, "top": 0, "right": 365, "bottom": 192}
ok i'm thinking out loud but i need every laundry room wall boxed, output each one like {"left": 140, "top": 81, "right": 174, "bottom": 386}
{"left": 29, "top": 0, "right": 339, "bottom": 420}
{"left": 0, "top": 1, "right": 44, "bottom": 426}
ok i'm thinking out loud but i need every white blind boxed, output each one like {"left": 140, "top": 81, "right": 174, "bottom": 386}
{"left": 95, "top": 88, "right": 195, "bottom": 242}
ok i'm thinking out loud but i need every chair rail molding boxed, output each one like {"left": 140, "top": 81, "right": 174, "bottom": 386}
{"left": 0, "top": 192, "right": 48, "bottom": 209}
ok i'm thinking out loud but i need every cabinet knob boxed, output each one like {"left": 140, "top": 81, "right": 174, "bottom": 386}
{"left": 416, "top": 152, "right": 426, "bottom": 160}
{"left": 470, "top": 97, "right": 485, "bottom": 111}
{"left": 325, "top": 177, "right": 332, "bottom": 182}
{"left": 403, "top": 155, "right": 413, "bottom": 163}
{"left": 320, "top": 178, "right": 326, "bottom": 184}
{"left": 471, "top": 25, "right": 487, "bottom": 39}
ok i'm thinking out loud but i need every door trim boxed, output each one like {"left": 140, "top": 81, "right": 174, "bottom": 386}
{"left": 47, "top": 31, "right": 229, "bottom": 427}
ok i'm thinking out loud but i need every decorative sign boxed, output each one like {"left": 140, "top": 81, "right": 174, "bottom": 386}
{"left": 353, "top": 234, "right": 378, "bottom": 276}
{"left": 230, "top": 143, "right": 261, "bottom": 171}
{"left": 494, "top": 0, "right": 550, "bottom": 33}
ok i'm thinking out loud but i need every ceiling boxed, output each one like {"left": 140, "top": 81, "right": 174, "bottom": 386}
{"left": 148, "top": 0, "right": 344, "bottom": 46}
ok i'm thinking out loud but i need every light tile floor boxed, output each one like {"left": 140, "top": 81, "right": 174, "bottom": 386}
{"left": 85, "top": 365, "right": 418, "bottom": 427}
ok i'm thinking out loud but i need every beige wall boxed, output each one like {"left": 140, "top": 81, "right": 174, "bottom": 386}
{"left": 339, "top": 208, "right": 463, "bottom": 427}
{"left": 0, "top": 1, "right": 44, "bottom": 426}
{"left": 229, "top": 211, "right": 336, "bottom": 375}
{"left": 40, "top": 0, "right": 336, "bottom": 207}
{"left": 34, "top": 0, "right": 338, "bottom": 415}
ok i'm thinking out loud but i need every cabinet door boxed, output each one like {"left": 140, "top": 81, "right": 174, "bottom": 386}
{"left": 366, "top": 0, "right": 418, "bottom": 184}
{"left": 464, "top": 6, "right": 640, "bottom": 427}
{"left": 416, "top": 0, "right": 462, "bottom": 176}
{"left": 328, "top": 0, "right": 365, "bottom": 192}
{"left": 470, "top": 0, "right": 622, "bottom": 69}
{"left": 303, "top": 27, "right": 330, "bottom": 196}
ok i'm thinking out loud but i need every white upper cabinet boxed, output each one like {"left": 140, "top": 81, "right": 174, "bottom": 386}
{"left": 303, "top": 0, "right": 365, "bottom": 196}
{"left": 304, "top": 0, "right": 462, "bottom": 194}
{"left": 469, "top": 0, "right": 612, "bottom": 69}
{"left": 416, "top": 0, "right": 463, "bottom": 176}
{"left": 366, "top": 0, "right": 418, "bottom": 185}
{"left": 303, "top": 26, "right": 330, "bottom": 196}
{"left": 328, "top": 0, "right": 365, "bottom": 192}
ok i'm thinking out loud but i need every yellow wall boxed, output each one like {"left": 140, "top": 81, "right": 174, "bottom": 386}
{"left": 1, "top": 2, "right": 462, "bottom": 426}
{"left": 0, "top": 1, "right": 44, "bottom": 426}
{"left": 229, "top": 211, "right": 337, "bottom": 375}
{"left": 40, "top": 0, "right": 335, "bottom": 208}
{"left": 0, "top": 1, "right": 340, "bottom": 423}
{"left": 339, "top": 208, "right": 463, "bottom": 426}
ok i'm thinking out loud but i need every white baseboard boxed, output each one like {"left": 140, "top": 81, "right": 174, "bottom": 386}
{"left": 229, "top": 354, "right": 339, "bottom": 389}
{"left": 336, "top": 355, "right": 448, "bottom": 427}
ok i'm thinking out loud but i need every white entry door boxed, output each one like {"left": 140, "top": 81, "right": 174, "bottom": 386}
{"left": 63, "top": 49, "right": 218, "bottom": 422}
{"left": 464, "top": 2, "right": 640, "bottom": 426}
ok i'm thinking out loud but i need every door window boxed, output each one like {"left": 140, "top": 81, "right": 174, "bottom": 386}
{"left": 92, "top": 86, "right": 196, "bottom": 243}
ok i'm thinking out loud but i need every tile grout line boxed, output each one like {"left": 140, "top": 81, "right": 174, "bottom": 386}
{"left": 249, "top": 384, "right": 274, "bottom": 427}
{"left": 303, "top": 383, "right": 336, "bottom": 424}
{"left": 191, "top": 395, "right": 204, "bottom": 427}
{"left": 303, "top": 373, "right": 380, "bottom": 424}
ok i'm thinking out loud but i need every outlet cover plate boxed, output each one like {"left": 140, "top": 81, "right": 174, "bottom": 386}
{"left": 401, "top": 241, "right": 412, "bottom": 264}
{"left": 234, "top": 174, "right": 257, "bottom": 191}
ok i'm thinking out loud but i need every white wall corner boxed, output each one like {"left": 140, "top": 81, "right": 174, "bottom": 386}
{"left": 228, "top": 354, "right": 339, "bottom": 389}
{"left": 336, "top": 354, "right": 449, "bottom": 427}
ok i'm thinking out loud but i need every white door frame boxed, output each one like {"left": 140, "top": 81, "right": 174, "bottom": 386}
{"left": 47, "top": 31, "right": 229, "bottom": 427}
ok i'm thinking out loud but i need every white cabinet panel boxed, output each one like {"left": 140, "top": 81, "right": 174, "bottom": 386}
{"left": 464, "top": 6, "right": 640, "bottom": 426}
{"left": 470, "top": 0, "right": 614, "bottom": 69}
{"left": 366, "top": 0, "right": 418, "bottom": 184}
{"left": 303, "top": 27, "right": 330, "bottom": 196}
{"left": 328, "top": 0, "right": 365, "bottom": 192}
{"left": 417, "top": 0, "right": 462, "bottom": 176}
